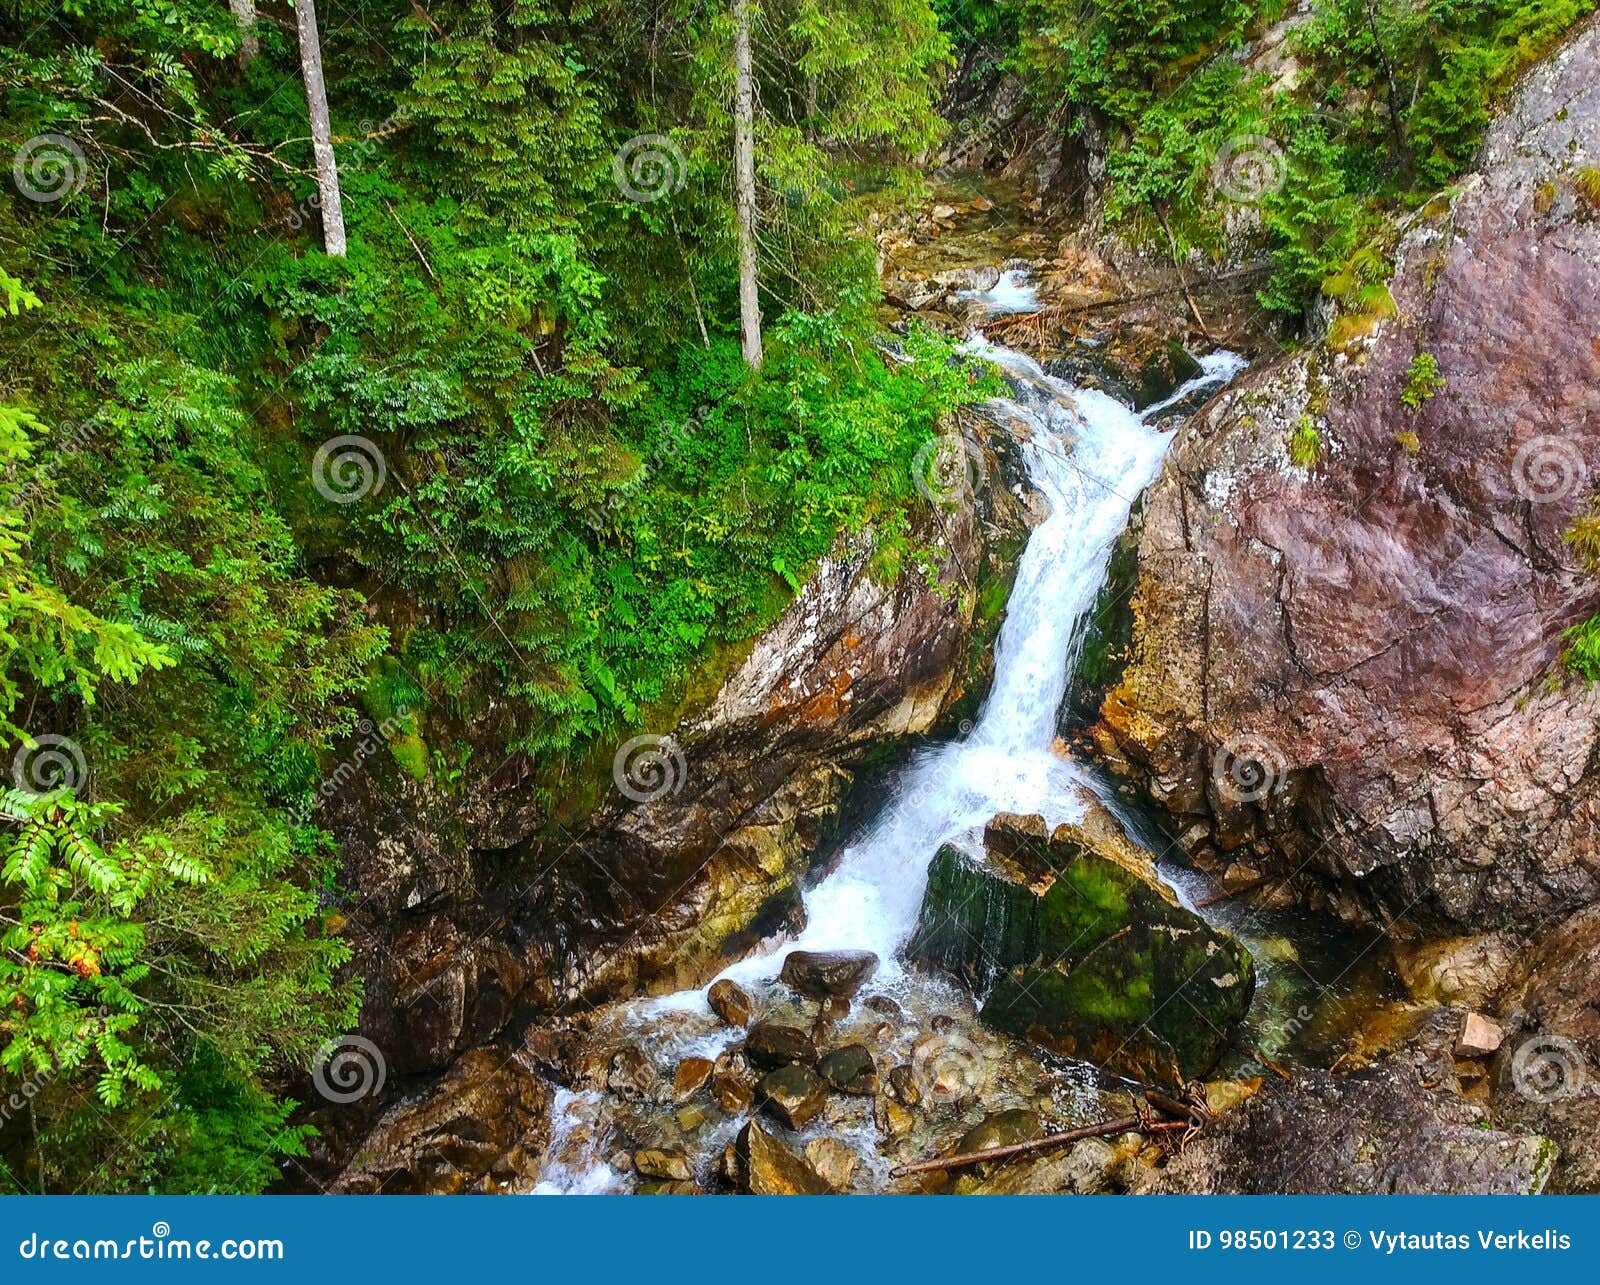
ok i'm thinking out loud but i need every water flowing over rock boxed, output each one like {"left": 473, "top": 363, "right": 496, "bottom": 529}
{"left": 1097, "top": 18, "right": 1600, "bottom": 934}
{"left": 909, "top": 808, "right": 1254, "bottom": 1080}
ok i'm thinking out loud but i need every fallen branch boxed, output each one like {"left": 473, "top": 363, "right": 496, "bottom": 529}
{"left": 889, "top": 1114, "right": 1141, "bottom": 1179}
{"left": 889, "top": 1088, "right": 1208, "bottom": 1179}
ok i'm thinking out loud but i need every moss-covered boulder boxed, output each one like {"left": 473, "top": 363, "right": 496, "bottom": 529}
{"left": 908, "top": 807, "right": 1253, "bottom": 1082}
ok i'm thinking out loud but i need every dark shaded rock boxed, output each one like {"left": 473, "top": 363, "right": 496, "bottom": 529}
{"left": 778, "top": 949, "right": 879, "bottom": 1001}
{"left": 733, "top": 1120, "right": 831, "bottom": 1195}
{"left": 710, "top": 1072, "right": 755, "bottom": 1116}
{"left": 863, "top": 995, "right": 904, "bottom": 1022}
{"left": 745, "top": 1023, "right": 817, "bottom": 1070}
{"left": 818, "top": 1044, "right": 879, "bottom": 1095}
{"left": 707, "top": 979, "right": 754, "bottom": 1027}
{"left": 983, "top": 811, "right": 1049, "bottom": 859}
{"left": 1142, "top": 1064, "right": 1556, "bottom": 1195}
{"left": 909, "top": 808, "right": 1253, "bottom": 1081}
{"left": 756, "top": 1063, "right": 829, "bottom": 1130}
{"left": 329, "top": 1047, "right": 550, "bottom": 1194}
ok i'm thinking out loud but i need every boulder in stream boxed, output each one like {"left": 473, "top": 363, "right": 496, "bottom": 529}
{"left": 778, "top": 949, "right": 880, "bottom": 1001}
{"left": 908, "top": 806, "right": 1254, "bottom": 1081}
{"left": 756, "top": 1063, "right": 829, "bottom": 1130}
{"left": 818, "top": 1043, "right": 879, "bottom": 1095}
{"left": 745, "top": 1023, "right": 818, "bottom": 1070}
{"left": 707, "top": 978, "right": 754, "bottom": 1027}
{"left": 733, "top": 1120, "right": 832, "bottom": 1195}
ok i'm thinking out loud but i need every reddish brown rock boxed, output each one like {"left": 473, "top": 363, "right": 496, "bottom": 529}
{"left": 1099, "top": 18, "right": 1600, "bottom": 934}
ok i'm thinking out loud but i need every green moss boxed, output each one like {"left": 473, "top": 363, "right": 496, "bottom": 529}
{"left": 1401, "top": 352, "right": 1445, "bottom": 411}
{"left": 1574, "top": 166, "right": 1600, "bottom": 211}
{"left": 1289, "top": 414, "right": 1322, "bottom": 467}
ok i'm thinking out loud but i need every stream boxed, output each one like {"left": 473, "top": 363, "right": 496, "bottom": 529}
{"left": 529, "top": 273, "right": 1385, "bottom": 1194}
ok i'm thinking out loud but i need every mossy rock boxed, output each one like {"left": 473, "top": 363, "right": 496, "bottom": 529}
{"left": 908, "top": 813, "right": 1253, "bottom": 1082}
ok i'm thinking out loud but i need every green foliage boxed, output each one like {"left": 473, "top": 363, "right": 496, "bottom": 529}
{"left": 1563, "top": 613, "right": 1600, "bottom": 682}
{"left": 1401, "top": 351, "right": 1445, "bottom": 411}
{"left": 1289, "top": 414, "right": 1322, "bottom": 467}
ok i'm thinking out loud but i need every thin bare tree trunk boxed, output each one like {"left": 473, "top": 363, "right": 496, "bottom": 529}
{"left": 733, "top": 0, "right": 762, "bottom": 369}
{"left": 294, "top": 0, "right": 347, "bottom": 256}
{"left": 228, "top": 0, "right": 259, "bottom": 65}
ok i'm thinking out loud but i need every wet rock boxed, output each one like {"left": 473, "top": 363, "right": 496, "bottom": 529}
{"left": 805, "top": 1137, "right": 860, "bottom": 1191}
{"left": 1134, "top": 340, "right": 1204, "bottom": 410}
{"left": 955, "top": 1108, "right": 1042, "bottom": 1174}
{"left": 607, "top": 1045, "right": 657, "bottom": 1102}
{"left": 707, "top": 979, "right": 754, "bottom": 1028}
{"left": 639, "top": 1179, "right": 701, "bottom": 1195}
{"left": 710, "top": 1073, "right": 755, "bottom": 1116}
{"left": 756, "top": 1063, "right": 829, "bottom": 1130}
{"left": 1394, "top": 933, "right": 1517, "bottom": 1008}
{"left": 734, "top": 1120, "right": 831, "bottom": 1195}
{"left": 673, "top": 1056, "right": 714, "bottom": 1099}
{"left": 745, "top": 1023, "right": 817, "bottom": 1070}
{"left": 863, "top": 995, "right": 903, "bottom": 1022}
{"left": 908, "top": 809, "right": 1254, "bottom": 1080}
{"left": 1141, "top": 1064, "right": 1556, "bottom": 1195}
{"left": 887, "top": 1063, "right": 923, "bottom": 1107}
{"left": 818, "top": 1044, "right": 879, "bottom": 1095}
{"left": 676, "top": 1103, "right": 708, "bottom": 1132}
{"left": 778, "top": 949, "right": 879, "bottom": 1001}
{"left": 984, "top": 811, "right": 1049, "bottom": 858}
{"left": 633, "top": 1148, "right": 692, "bottom": 1181}
{"left": 1456, "top": 1013, "right": 1506, "bottom": 1059}
{"left": 329, "top": 1047, "right": 550, "bottom": 1194}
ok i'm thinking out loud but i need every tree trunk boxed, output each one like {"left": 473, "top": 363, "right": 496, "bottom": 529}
{"left": 294, "top": 0, "right": 347, "bottom": 256}
{"left": 228, "top": 0, "right": 259, "bottom": 65}
{"left": 733, "top": 0, "right": 762, "bottom": 370}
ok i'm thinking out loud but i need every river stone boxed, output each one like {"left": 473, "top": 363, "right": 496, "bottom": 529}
{"left": 756, "top": 1063, "right": 828, "bottom": 1130}
{"left": 805, "top": 1137, "right": 860, "bottom": 1191}
{"left": 734, "top": 1120, "right": 831, "bottom": 1195}
{"left": 607, "top": 1045, "right": 656, "bottom": 1101}
{"left": 778, "top": 949, "right": 880, "bottom": 1001}
{"left": 710, "top": 1071, "right": 754, "bottom": 1116}
{"left": 886, "top": 1063, "right": 922, "bottom": 1107}
{"left": 672, "top": 1056, "right": 714, "bottom": 1099}
{"left": 633, "top": 1148, "right": 691, "bottom": 1181}
{"left": 707, "top": 978, "right": 754, "bottom": 1027}
{"left": 955, "top": 1108, "right": 1042, "bottom": 1174}
{"left": 745, "top": 1023, "right": 817, "bottom": 1070}
{"left": 907, "top": 810, "right": 1254, "bottom": 1081}
{"left": 818, "top": 1043, "right": 879, "bottom": 1095}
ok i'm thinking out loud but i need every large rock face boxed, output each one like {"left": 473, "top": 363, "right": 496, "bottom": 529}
{"left": 1098, "top": 19, "right": 1600, "bottom": 933}
{"left": 909, "top": 807, "right": 1254, "bottom": 1081}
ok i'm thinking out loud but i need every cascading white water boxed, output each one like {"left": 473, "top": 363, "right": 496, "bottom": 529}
{"left": 703, "top": 338, "right": 1245, "bottom": 987}
{"left": 531, "top": 297, "right": 1245, "bottom": 1192}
